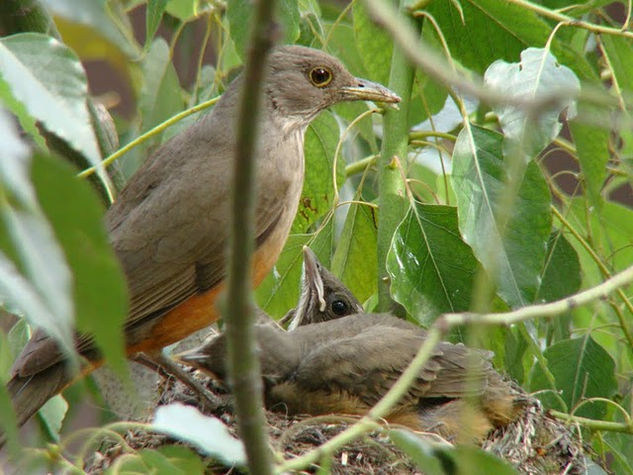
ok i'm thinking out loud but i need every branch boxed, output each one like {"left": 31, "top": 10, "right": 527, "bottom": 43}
{"left": 550, "top": 410, "right": 633, "bottom": 434}
{"left": 439, "top": 264, "right": 633, "bottom": 328}
{"left": 224, "top": 0, "right": 276, "bottom": 474}
{"left": 78, "top": 96, "right": 220, "bottom": 179}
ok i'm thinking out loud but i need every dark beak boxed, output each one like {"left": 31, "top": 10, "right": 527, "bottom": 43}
{"left": 340, "top": 78, "right": 401, "bottom": 104}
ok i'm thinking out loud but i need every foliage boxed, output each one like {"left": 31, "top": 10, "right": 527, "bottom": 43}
{"left": 1, "top": 0, "right": 633, "bottom": 473}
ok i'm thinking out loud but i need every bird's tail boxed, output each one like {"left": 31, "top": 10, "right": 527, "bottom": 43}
{"left": 0, "top": 363, "right": 70, "bottom": 447}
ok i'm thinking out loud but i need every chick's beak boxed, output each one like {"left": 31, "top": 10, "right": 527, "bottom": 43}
{"left": 340, "top": 78, "right": 401, "bottom": 104}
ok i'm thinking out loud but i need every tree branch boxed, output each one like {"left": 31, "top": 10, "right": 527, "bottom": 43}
{"left": 223, "top": 1, "right": 276, "bottom": 474}
{"left": 376, "top": 2, "right": 420, "bottom": 311}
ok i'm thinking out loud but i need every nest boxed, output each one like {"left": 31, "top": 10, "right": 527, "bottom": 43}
{"left": 84, "top": 367, "right": 589, "bottom": 474}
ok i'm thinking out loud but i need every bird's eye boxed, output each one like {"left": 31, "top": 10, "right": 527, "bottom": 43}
{"left": 309, "top": 67, "right": 333, "bottom": 87}
{"left": 331, "top": 299, "right": 348, "bottom": 316}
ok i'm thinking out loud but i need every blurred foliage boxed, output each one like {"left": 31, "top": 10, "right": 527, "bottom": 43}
{"left": 0, "top": 0, "right": 632, "bottom": 473}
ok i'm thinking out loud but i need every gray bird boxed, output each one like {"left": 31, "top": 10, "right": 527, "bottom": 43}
{"left": 4, "top": 45, "right": 400, "bottom": 436}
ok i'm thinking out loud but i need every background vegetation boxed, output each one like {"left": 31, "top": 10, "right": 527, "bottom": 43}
{"left": 1, "top": 0, "right": 633, "bottom": 473}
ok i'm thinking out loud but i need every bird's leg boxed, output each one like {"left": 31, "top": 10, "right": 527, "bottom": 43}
{"left": 134, "top": 351, "right": 223, "bottom": 413}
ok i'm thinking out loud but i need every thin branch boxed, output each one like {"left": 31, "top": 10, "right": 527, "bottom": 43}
{"left": 440, "top": 264, "right": 633, "bottom": 328}
{"left": 504, "top": 0, "right": 633, "bottom": 39}
{"left": 224, "top": 0, "right": 276, "bottom": 473}
{"left": 78, "top": 96, "right": 220, "bottom": 179}
{"left": 550, "top": 410, "right": 633, "bottom": 434}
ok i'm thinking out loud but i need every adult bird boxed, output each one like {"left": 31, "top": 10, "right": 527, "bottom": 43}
{"left": 5, "top": 45, "right": 400, "bottom": 432}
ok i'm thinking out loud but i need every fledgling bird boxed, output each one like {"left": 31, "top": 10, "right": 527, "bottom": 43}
{"left": 4, "top": 45, "right": 400, "bottom": 436}
{"left": 280, "top": 246, "right": 364, "bottom": 329}
{"left": 180, "top": 312, "right": 526, "bottom": 443}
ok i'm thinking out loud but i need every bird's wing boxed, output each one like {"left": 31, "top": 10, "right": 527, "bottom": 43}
{"left": 13, "top": 97, "right": 292, "bottom": 375}
{"left": 290, "top": 325, "right": 493, "bottom": 408}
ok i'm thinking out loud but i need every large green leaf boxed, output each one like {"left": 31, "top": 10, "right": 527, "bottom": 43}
{"left": 0, "top": 33, "right": 100, "bottom": 164}
{"left": 386, "top": 203, "right": 479, "bottom": 325}
{"left": 529, "top": 336, "right": 618, "bottom": 419}
{"left": 451, "top": 125, "right": 552, "bottom": 308}
{"left": 331, "top": 202, "right": 377, "bottom": 304}
{"left": 0, "top": 110, "right": 75, "bottom": 358}
{"left": 352, "top": 2, "right": 392, "bottom": 85}
{"left": 535, "top": 231, "right": 581, "bottom": 303}
{"left": 426, "top": 0, "right": 594, "bottom": 79}
{"left": 426, "top": 0, "right": 550, "bottom": 75}
{"left": 42, "top": 0, "right": 140, "bottom": 58}
{"left": 292, "top": 110, "right": 344, "bottom": 233}
{"left": 484, "top": 48, "right": 580, "bottom": 161}
{"left": 31, "top": 153, "right": 128, "bottom": 375}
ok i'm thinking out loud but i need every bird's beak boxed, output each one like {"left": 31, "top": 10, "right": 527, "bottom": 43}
{"left": 302, "top": 246, "right": 326, "bottom": 312}
{"left": 340, "top": 78, "right": 401, "bottom": 104}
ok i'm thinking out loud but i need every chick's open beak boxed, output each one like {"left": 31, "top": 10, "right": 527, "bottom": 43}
{"left": 340, "top": 78, "right": 401, "bottom": 104}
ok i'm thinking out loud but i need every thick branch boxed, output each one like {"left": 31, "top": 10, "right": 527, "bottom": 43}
{"left": 376, "top": 3, "right": 419, "bottom": 311}
{"left": 223, "top": 1, "right": 276, "bottom": 474}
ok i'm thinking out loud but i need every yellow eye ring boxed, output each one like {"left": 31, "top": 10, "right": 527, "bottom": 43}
{"left": 309, "top": 67, "right": 333, "bottom": 87}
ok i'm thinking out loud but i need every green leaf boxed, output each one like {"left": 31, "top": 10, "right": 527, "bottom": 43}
{"left": 601, "top": 35, "right": 633, "bottom": 94}
{"left": 146, "top": 0, "right": 168, "bottom": 47}
{"left": 569, "top": 101, "right": 609, "bottom": 207}
{"left": 0, "top": 33, "right": 101, "bottom": 164}
{"left": 255, "top": 224, "right": 333, "bottom": 319}
{"left": 387, "top": 203, "right": 479, "bottom": 324}
{"left": 139, "top": 38, "right": 183, "bottom": 134}
{"left": 439, "top": 445, "right": 519, "bottom": 474}
{"left": 166, "top": 0, "right": 200, "bottom": 21}
{"left": 331, "top": 202, "right": 377, "bottom": 304}
{"left": 152, "top": 403, "right": 246, "bottom": 466}
{"left": 42, "top": 0, "right": 140, "bottom": 58}
{"left": 227, "top": 0, "right": 300, "bottom": 59}
{"left": 529, "top": 336, "right": 618, "bottom": 419}
{"left": 535, "top": 231, "right": 581, "bottom": 303}
{"left": 426, "top": 0, "right": 550, "bottom": 74}
{"left": 38, "top": 394, "right": 68, "bottom": 442}
{"left": 31, "top": 153, "right": 128, "bottom": 376}
{"left": 0, "top": 76, "right": 47, "bottom": 151}
{"left": 154, "top": 445, "right": 205, "bottom": 474}
{"left": 0, "top": 110, "right": 75, "bottom": 358}
{"left": 292, "top": 110, "right": 344, "bottom": 233}
{"left": 451, "top": 125, "right": 552, "bottom": 308}
{"left": 484, "top": 48, "right": 580, "bottom": 160}
{"left": 255, "top": 234, "right": 310, "bottom": 318}
{"left": 353, "top": 2, "right": 392, "bottom": 85}
{"left": 388, "top": 429, "right": 445, "bottom": 475}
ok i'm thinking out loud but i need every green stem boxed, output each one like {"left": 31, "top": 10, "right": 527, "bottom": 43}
{"left": 550, "top": 410, "right": 633, "bottom": 434}
{"left": 224, "top": 0, "right": 276, "bottom": 473}
{"left": 376, "top": 4, "right": 420, "bottom": 311}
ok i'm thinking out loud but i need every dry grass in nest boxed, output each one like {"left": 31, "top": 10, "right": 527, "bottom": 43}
{"left": 84, "top": 366, "right": 590, "bottom": 474}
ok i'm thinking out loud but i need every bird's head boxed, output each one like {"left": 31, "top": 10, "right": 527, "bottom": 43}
{"left": 265, "top": 45, "right": 400, "bottom": 129}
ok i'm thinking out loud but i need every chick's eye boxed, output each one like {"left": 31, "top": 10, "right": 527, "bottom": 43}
{"left": 331, "top": 299, "right": 348, "bottom": 316}
{"left": 309, "top": 67, "right": 333, "bottom": 87}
